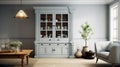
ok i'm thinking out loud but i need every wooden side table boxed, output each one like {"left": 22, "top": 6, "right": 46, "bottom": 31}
{"left": 0, "top": 50, "right": 33, "bottom": 67}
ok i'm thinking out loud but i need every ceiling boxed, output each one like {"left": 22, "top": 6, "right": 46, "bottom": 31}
{"left": 0, "top": 0, "right": 114, "bottom": 5}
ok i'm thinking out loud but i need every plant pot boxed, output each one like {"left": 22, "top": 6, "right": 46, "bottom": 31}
{"left": 74, "top": 49, "right": 82, "bottom": 58}
{"left": 82, "top": 46, "right": 89, "bottom": 57}
{"left": 11, "top": 47, "right": 20, "bottom": 52}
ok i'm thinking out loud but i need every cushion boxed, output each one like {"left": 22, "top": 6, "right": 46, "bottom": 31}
{"left": 97, "top": 52, "right": 109, "bottom": 59}
{"left": 113, "top": 41, "right": 120, "bottom": 44}
{"left": 105, "top": 42, "right": 119, "bottom": 51}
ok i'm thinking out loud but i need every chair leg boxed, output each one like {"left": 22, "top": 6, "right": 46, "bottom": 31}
{"left": 112, "top": 63, "right": 114, "bottom": 67}
{"left": 96, "top": 58, "right": 98, "bottom": 63}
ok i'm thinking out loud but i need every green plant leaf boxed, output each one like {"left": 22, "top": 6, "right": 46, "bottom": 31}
{"left": 80, "top": 22, "right": 93, "bottom": 46}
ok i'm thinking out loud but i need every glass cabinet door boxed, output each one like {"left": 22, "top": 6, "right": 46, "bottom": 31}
{"left": 40, "top": 14, "right": 53, "bottom": 38}
{"left": 56, "top": 14, "right": 68, "bottom": 38}
{"left": 40, "top": 13, "right": 68, "bottom": 39}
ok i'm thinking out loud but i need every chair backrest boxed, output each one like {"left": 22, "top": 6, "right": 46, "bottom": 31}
{"left": 113, "top": 41, "right": 120, "bottom": 45}
{"left": 94, "top": 41, "right": 111, "bottom": 52}
{"left": 94, "top": 43, "right": 97, "bottom": 57}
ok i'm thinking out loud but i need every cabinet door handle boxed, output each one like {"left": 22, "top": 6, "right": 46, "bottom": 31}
{"left": 52, "top": 25, "right": 55, "bottom": 26}
{"left": 57, "top": 39, "right": 59, "bottom": 41}
{"left": 49, "top": 39, "right": 51, "bottom": 41}
{"left": 52, "top": 49, "right": 55, "bottom": 51}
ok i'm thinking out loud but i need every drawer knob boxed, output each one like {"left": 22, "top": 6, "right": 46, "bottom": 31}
{"left": 52, "top": 49, "right": 55, "bottom": 51}
{"left": 57, "top": 39, "right": 59, "bottom": 41}
{"left": 49, "top": 39, "right": 51, "bottom": 41}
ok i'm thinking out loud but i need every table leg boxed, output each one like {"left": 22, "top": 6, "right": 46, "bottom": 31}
{"left": 26, "top": 55, "right": 29, "bottom": 65}
{"left": 21, "top": 58, "right": 24, "bottom": 67}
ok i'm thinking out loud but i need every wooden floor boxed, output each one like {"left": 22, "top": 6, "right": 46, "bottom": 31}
{"left": 0, "top": 58, "right": 119, "bottom": 67}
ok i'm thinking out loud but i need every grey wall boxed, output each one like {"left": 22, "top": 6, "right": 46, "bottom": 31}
{"left": 70, "top": 5, "right": 109, "bottom": 54}
{"left": 0, "top": 5, "right": 35, "bottom": 38}
{"left": 0, "top": 4, "right": 108, "bottom": 57}
{"left": 0, "top": 5, "right": 35, "bottom": 56}
{"left": 110, "top": 0, "right": 119, "bottom": 5}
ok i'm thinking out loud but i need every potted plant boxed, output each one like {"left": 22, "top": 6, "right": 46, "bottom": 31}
{"left": 80, "top": 22, "right": 93, "bottom": 57}
{"left": 9, "top": 40, "right": 22, "bottom": 52}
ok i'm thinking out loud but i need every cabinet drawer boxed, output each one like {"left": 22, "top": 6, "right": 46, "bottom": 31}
{"left": 46, "top": 46, "right": 53, "bottom": 54}
{"left": 37, "top": 44, "right": 45, "bottom": 54}
{"left": 62, "top": 46, "right": 68, "bottom": 54}
{"left": 40, "top": 38, "right": 54, "bottom": 42}
{"left": 35, "top": 43, "right": 69, "bottom": 57}
{"left": 57, "top": 44, "right": 68, "bottom": 55}
{"left": 55, "top": 38, "right": 69, "bottom": 42}
{"left": 53, "top": 46, "right": 62, "bottom": 54}
{"left": 38, "top": 46, "right": 46, "bottom": 55}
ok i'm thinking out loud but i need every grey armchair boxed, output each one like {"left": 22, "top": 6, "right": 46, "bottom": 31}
{"left": 95, "top": 41, "right": 120, "bottom": 67}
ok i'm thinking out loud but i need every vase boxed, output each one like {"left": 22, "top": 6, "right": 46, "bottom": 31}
{"left": 82, "top": 46, "right": 89, "bottom": 57}
{"left": 11, "top": 47, "right": 20, "bottom": 52}
{"left": 74, "top": 49, "right": 82, "bottom": 58}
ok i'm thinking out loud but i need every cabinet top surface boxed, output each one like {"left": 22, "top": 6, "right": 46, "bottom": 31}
{"left": 34, "top": 6, "right": 68, "bottom": 10}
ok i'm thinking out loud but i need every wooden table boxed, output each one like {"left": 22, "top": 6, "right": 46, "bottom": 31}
{"left": 0, "top": 50, "right": 33, "bottom": 67}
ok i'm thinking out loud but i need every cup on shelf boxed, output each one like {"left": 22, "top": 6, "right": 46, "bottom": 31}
{"left": 41, "top": 27, "right": 43, "bottom": 30}
{"left": 45, "top": 35, "right": 48, "bottom": 38}
{"left": 47, "top": 26, "right": 49, "bottom": 30}
{"left": 65, "top": 26, "right": 67, "bottom": 30}
{"left": 62, "top": 27, "right": 64, "bottom": 29}
{"left": 58, "top": 36, "right": 60, "bottom": 38}
{"left": 56, "top": 19, "right": 58, "bottom": 22}
{"left": 58, "top": 26, "right": 60, "bottom": 29}
{"left": 61, "top": 34, "right": 63, "bottom": 38}
{"left": 48, "top": 19, "right": 51, "bottom": 21}
{"left": 41, "top": 19, "right": 43, "bottom": 22}
{"left": 49, "top": 34, "right": 52, "bottom": 38}
{"left": 40, "top": 35, "right": 42, "bottom": 38}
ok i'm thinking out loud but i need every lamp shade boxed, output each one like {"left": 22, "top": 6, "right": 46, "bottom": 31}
{"left": 15, "top": 9, "right": 28, "bottom": 19}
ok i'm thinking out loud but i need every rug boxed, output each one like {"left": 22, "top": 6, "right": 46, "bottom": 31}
{"left": 0, "top": 58, "right": 120, "bottom": 67}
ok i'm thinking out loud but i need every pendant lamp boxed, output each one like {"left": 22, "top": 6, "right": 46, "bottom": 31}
{"left": 15, "top": 0, "right": 28, "bottom": 19}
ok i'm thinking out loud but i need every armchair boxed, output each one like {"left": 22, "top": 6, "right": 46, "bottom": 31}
{"left": 95, "top": 41, "right": 120, "bottom": 67}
